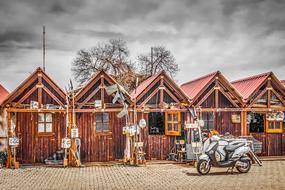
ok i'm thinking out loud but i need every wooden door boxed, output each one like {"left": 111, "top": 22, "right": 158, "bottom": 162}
{"left": 265, "top": 120, "right": 283, "bottom": 156}
{"left": 17, "top": 112, "right": 34, "bottom": 163}
{"left": 77, "top": 112, "right": 113, "bottom": 162}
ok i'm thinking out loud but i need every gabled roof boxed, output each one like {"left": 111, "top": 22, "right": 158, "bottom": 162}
{"left": 1, "top": 67, "right": 66, "bottom": 107}
{"left": 0, "top": 84, "right": 9, "bottom": 104}
{"left": 231, "top": 72, "right": 271, "bottom": 100}
{"left": 75, "top": 70, "right": 131, "bottom": 102}
{"left": 180, "top": 71, "right": 218, "bottom": 101}
{"left": 131, "top": 70, "right": 189, "bottom": 102}
{"left": 281, "top": 80, "right": 285, "bottom": 87}
{"left": 130, "top": 73, "right": 159, "bottom": 99}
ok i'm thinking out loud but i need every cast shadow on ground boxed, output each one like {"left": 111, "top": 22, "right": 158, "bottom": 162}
{"left": 185, "top": 171, "right": 241, "bottom": 176}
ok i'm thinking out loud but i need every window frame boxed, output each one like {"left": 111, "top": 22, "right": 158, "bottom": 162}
{"left": 201, "top": 112, "right": 215, "bottom": 131}
{"left": 37, "top": 113, "right": 53, "bottom": 135}
{"left": 266, "top": 120, "right": 283, "bottom": 133}
{"left": 165, "top": 112, "right": 181, "bottom": 136}
{"left": 148, "top": 112, "right": 165, "bottom": 135}
{"left": 95, "top": 112, "right": 110, "bottom": 133}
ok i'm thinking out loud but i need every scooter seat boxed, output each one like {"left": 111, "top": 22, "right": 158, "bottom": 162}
{"left": 225, "top": 143, "right": 245, "bottom": 152}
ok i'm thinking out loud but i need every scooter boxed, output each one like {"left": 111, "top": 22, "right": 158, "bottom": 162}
{"left": 197, "top": 134, "right": 262, "bottom": 175}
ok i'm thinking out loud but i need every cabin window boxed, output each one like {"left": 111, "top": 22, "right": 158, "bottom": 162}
{"left": 266, "top": 121, "right": 283, "bottom": 133}
{"left": 38, "top": 113, "right": 53, "bottom": 133}
{"left": 95, "top": 113, "right": 110, "bottom": 132}
{"left": 165, "top": 112, "right": 181, "bottom": 136}
{"left": 148, "top": 112, "right": 165, "bottom": 135}
{"left": 249, "top": 113, "right": 264, "bottom": 133}
{"left": 201, "top": 112, "right": 214, "bottom": 130}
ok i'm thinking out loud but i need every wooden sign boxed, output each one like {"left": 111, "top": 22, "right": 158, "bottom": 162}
{"left": 9, "top": 137, "right": 19, "bottom": 146}
{"left": 61, "top": 138, "right": 71, "bottom": 148}
{"left": 134, "top": 142, "right": 144, "bottom": 147}
{"left": 94, "top": 100, "right": 102, "bottom": 108}
{"left": 30, "top": 101, "right": 39, "bottom": 109}
{"left": 266, "top": 112, "right": 285, "bottom": 121}
{"left": 231, "top": 114, "right": 241, "bottom": 123}
{"left": 71, "top": 128, "right": 79, "bottom": 138}
{"left": 185, "top": 123, "right": 198, "bottom": 129}
{"left": 198, "top": 120, "right": 205, "bottom": 127}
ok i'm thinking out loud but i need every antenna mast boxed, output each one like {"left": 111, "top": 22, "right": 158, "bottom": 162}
{"left": 43, "top": 26, "right": 46, "bottom": 71}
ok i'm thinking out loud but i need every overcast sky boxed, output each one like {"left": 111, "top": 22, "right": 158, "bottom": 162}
{"left": 0, "top": 0, "right": 285, "bottom": 91}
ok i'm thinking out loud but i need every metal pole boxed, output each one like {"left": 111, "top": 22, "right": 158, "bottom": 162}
{"left": 43, "top": 26, "right": 46, "bottom": 71}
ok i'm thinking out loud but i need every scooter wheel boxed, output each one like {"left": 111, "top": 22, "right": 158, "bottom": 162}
{"left": 197, "top": 159, "right": 211, "bottom": 175}
{"left": 236, "top": 160, "right": 251, "bottom": 173}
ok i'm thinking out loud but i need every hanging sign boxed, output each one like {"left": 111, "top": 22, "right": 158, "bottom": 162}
{"left": 71, "top": 128, "right": 79, "bottom": 138}
{"left": 94, "top": 100, "right": 102, "bottom": 108}
{"left": 9, "top": 137, "right": 19, "bottom": 146}
{"left": 61, "top": 138, "right": 71, "bottom": 148}
{"left": 122, "top": 125, "right": 139, "bottom": 136}
{"left": 30, "top": 101, "right": 39, "bottom": 109}
{"left": 231, "top": 114, "right": 241, "bottom": 123}
{"left": 197, "top": 120, "right": 205, "bottom": 127}
{"left": 134, "top": 142, "right": 144, "bottom": 147}
{"left": 267, "top": 112, "right": 285, "bottom": 121}
{"left": 276, "top": 112, "right": 284, "bottom": 121}
{"left": 139, "top": 119, "right": 146, "bottom": 128}
{"left": 185, "top": 123, "right": 198, "bottom": 129}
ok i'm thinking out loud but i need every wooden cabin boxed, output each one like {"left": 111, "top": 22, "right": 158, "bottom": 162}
{"left": 232, "top": 72, "right": 285, "bottom": 156}
{"left": 74, "top": 70, "right": 132, "bottom": 162}
{"left": 0, "top": 68, "right": 67, "bottom": 163}
{"left": 130, "top": 70, "right": 190, "bottom": 160}
{"left": 0, "top": 84, "right": 9, "bottom": 152}
{"left": 181, "top": 71, "right": 244, "bottom": 136}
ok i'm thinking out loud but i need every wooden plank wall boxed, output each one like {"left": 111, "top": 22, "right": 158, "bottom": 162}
{"left": 76, "top": 112, "right": 126, "bottom": 162}
{"left": 16, "top": 112, "right": 65, "bottom": 163}
{"left": 216, "top": 112, "right": 241, "bottom": 136}
{"left": 251, "top": 132, "right": 284, "bottom": 156}
{"left": 137, "top": 112, "right": 185, "bottom": 160}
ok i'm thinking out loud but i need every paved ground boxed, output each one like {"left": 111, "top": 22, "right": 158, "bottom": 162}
{"left": 0, "top": 161, "right": 284, "bottom": 190}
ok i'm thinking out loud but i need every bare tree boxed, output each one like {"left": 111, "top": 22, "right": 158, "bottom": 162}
{"left": 137, "top": 46, "right": 178, "bottom": 78}
{"left": 72, "top": 39, "right": 136, "bottom": 90}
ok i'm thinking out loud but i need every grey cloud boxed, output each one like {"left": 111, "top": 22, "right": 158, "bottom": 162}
{"left": 1, "top": 0, "right": 285, "bottom": 90}
{"left": 0, "top": 30, "right": 39, "bottom": 49}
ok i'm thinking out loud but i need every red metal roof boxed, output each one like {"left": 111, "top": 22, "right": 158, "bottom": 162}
{"left": 281, "top": 80, "right": 285, "bottom": 86}
{"left": 231, "top": 72, "right": 271, "bottom": 100}
{"left": 0, "top": 84, "right": 9, "bottom": 104}
{"left": 130, "top": 73, "right": 160, "bottom": 99}
{"left": 180, "top": 71, "right": 218, "bottom": 100}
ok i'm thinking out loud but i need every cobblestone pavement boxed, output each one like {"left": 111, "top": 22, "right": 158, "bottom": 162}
{"left": 0, "top": 161, "right": 284, "bottom": 190}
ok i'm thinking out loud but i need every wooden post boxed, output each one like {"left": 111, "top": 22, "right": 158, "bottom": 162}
{"left": 159, "top": 76, "right": 164, "bottom": 108}
{"left": 267, "top": 77, "right": 271, "bottom": 109}
{"left": 37, "top": 72, "right": 43, "bottom": 107}
{"left": 240, "top": 111, "right": 247, "bottom": 136}
{"left": 6, "top": 111, "right": 11, "bottom": 168}
{"left": 214, "top": 77, "right": 219, "bottom": 130}
{"left": 100, "top": 75, "right": 105, "bottom": 109}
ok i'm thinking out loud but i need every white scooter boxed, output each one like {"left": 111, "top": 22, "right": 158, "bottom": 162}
{"left": 197, "top": 134, "right": 262, "bottom": 175}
